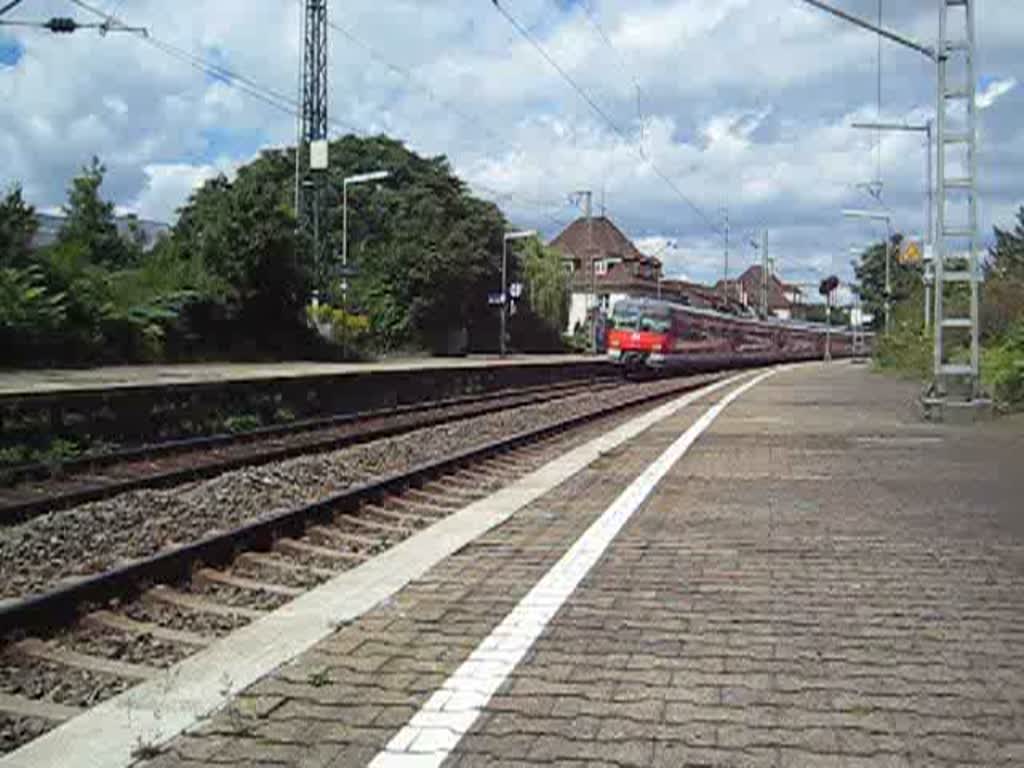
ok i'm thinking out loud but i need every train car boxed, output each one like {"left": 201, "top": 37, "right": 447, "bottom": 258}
{"left": 605, "top": 297, "right": 859, "bottom": 374}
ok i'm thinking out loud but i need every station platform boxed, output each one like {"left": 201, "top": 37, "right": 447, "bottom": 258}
{"left": 0, "top": 355, "right": 600, "bottom": 397}
{"left": 14, "top": 362, "right": 1024, "bottom": 768}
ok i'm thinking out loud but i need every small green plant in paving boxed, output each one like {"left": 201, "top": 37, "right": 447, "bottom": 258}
{"left": 307, "top": 668, "right": 332, "bottom": 687}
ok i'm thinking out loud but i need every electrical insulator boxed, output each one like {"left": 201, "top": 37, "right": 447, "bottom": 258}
{"left": 45, "top": 17, "right": 78, "bottom": 33}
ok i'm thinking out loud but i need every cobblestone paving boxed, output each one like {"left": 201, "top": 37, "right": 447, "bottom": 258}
{"left": 141, "top": 365, "right": 1024, "bottom": 767}
{"left": 448, "top": 365, "right": 1024, "bottom": 767}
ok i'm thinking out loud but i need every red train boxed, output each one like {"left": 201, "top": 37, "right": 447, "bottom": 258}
{"left": 606, "top": 298, "right": 862, "bottom": 373}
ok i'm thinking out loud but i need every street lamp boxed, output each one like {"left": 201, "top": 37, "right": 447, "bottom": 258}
{"left": 843, "top": 209, "right": 893, "bottom": 334}
{"left": 500, "top": 230, "right": 536, "bottom": 357}
{"left": 342, "top": 170, "right": 391, "bottom": 301}
{"left": 852, "top": 120, "right": 935, "bottom": 331}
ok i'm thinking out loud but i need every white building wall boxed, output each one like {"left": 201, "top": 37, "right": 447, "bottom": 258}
{"left": 568, "top": 293, "right": 590, "bottom": 334}
{"left": 567, "top": 291, "right": 632, "bottom": 333}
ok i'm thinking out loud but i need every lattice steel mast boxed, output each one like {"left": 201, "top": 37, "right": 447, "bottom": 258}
{"left": 300, "top": 0, "right": 329, "bottom": 296}
{"left": 933, "top": 0, "right": 980, "bottom": 398}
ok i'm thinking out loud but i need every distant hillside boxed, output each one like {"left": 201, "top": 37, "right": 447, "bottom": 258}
{"left": 32, "top": 213, "right": 171, "bottom": 252}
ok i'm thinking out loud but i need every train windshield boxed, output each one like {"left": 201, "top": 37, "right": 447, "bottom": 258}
{"left": 609, "top": 305, "right": 641, "bottom": 330}
{"left": 639, "top": 312, "right": 672, "bottom": 333}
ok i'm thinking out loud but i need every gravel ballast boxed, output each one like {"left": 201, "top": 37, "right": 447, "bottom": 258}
{"left": 0, "top": 379, "right": 694, "bottom": 601}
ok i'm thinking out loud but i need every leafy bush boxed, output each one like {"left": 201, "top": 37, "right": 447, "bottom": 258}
{"left": 983, "top": 320, "right": 1024, "bottom": 408}
{"left": 307, "top": 304, "right": 372, "bottom": 348}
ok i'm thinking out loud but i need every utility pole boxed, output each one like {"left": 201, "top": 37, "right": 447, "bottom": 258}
{"left": 760, "top": 231, "right": 768, "bottom": 318}
{"left": 799, "top": 0, "right": 984, "bottom": 414}
{"left": 935, "top": 0, "right": 981, "bottom": 399}
{"left": 500, "top": 231, "right": 537, "bottom": 356}
{"left": 300, "top": 0, "right": 329, "bottom": 301}
{"left": 721, "top": 205, "right": 730, "bottom": 303}
{"left": 843, "top": 210, "right": 893, "bottom": 333}
{"left": 572, "top": 190, "right": 596, "bottom": 353}
{"left": 851, "top": 119, "right": 934, "bottom": 330}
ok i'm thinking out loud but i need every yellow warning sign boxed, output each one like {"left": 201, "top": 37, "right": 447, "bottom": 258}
{"left": 899, "top": 240, "right": 923, "bottom": 265}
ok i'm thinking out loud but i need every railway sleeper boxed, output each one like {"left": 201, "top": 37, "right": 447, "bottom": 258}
{"left": 193, "top": 568, "right": 303, "bottom": 599}
{"left": 0, "top": 693, "right": 82, "bottom": 723}
{"left": 334, "top": 511, "right": 412, "bottom": 536}
{"left": 80, "top": 610, "right": 212, "bottom": 648}
{"left": 378, "top": 495, "right": 453, "bottom": 517}
{"left": 358, "top": 503, "right": 432, "bottom": 528}
{"left": 273, "top": 537, "right": 366, "bottom": 565}
{"left": 11, "top": 638, "right": 157, "bottom": 682}
{"left": 235, "top": 551, "right": 337, "bottom": 580}
{"left": 141, "top": 586, "right": 266, "bottom": 621}
{"left": 401, "top": 488, "right": 464, "bottom": 509}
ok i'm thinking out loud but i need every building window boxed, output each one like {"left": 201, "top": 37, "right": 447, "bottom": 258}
{"left": 594, "top": 259, "right": 608, "bottom": 277}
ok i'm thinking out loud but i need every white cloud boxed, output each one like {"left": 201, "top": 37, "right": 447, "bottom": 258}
{"left": 130, "top": 162, "right": 225, "bottom": 221}
{"left": 0, "top": 0, "right": 1020, "bottom": 287}
{"left": 977, "top": 77, "right": 1016, "bottom": 110}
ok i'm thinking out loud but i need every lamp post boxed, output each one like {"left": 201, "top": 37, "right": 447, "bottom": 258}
{"left": 749, "top": 232, "right": 768, "bottom": 318}
{"left": 342, "top": 170, "right": 391, "bottom": 301}
{"left": 851, "top": 120, "right": 934, "bottom": 330}
{"left": 500, "top": 230, "right": 536, "bottom": 356}
{"left": 843, "top": 209, "right": 893, "bottom": 334}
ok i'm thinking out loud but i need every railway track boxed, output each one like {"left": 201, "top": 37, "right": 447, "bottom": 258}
{"left": 0, "top": 372, "right": 725, "bottom": 756}
{"left": 0, "top": 377, "right": 621, "bottom": 526}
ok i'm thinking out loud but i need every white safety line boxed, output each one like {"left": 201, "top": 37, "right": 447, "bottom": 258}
{"left": 2, "top": 372, "right": 754, "bottom": 768}
{"left": 368, "top": 368, "right": 777, "bottom": 767}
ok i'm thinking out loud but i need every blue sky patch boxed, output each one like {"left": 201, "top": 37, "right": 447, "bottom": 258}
{"left": 200, "top": 126, "right": 255, "bottom": 163}
{"left": 0, "top": 37, "right": 23, "bottom": 67}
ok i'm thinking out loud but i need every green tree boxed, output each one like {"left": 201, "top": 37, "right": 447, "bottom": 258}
{"left": 0, "top": 266, "right": 67, "bottom": 362}
{"left": 0, "top": 185, "right": 39, "bottom": 269}
{"left": 852, "top": 235, "right": 922, "bottom": 331}
{"left": 173, "top": 149, "right": 308, "bottom": 354}
{"left": 58, "top": 157, "right": 135, "bottom": 268}
{"left": 522, "top": 238, "right": 569, "bottom": 334}
{"left": 988, "top": 205, "right": 1024, "bottom": 281}
{"left": 323, "top": 135, "right": 505, "bottom": 351}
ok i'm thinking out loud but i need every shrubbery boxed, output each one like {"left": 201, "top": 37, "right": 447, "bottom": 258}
{"left": 983, "top": 320, "right": 1024, "bottom": 408}
{"left": 2, "top": 139, "right": 570, "bottom": 367}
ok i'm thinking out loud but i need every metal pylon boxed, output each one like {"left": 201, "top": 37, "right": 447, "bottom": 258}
{"left": 300, "top": 0, "right": 329, "bottom": 292}
{"left": 933, "top": 0, "right": 980, "bottom": 398}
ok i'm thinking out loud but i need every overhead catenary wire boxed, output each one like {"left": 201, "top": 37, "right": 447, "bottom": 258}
{"left": 489, "top": 0, "right": 723, "bottom": 237}
{"left": 67, "top": 0, "right": 361, "bottom": 135}
{"left": 59, "top": 0, "right": 589, "bottom": 230}
{"left": 570, "top": 0, "right": 650, "bottom": 138}
{"left": 298, "top": 1, "right": 576, "bottom": 221}
{"left": 0, "top": 0, "right": 26, "bottom": 18}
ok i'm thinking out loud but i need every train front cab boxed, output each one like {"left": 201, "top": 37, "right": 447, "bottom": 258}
{"left": 606, "top": 301, "right": 676, "bottom": 374}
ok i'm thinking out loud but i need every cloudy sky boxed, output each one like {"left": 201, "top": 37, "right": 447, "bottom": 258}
{"left": 1, "top": 0, "right": 1020, "bottom": 288}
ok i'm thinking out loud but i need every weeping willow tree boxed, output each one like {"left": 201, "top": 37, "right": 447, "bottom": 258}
{"left": 522, "top": 238, "right": 570, "bottom": 335}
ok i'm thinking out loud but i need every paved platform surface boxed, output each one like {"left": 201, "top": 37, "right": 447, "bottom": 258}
{"left": 0, "top": 355, "right": 599, "bottom": 396}
{"left": 141, "top": 363, "right": 1024, "bottom": 767}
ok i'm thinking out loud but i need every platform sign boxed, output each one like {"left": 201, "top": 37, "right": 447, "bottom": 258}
{"left": 899, "top": 239, "right": 923, "bottom": 265}
{"left": 488, "top": 292, "right": 505, "bottom": 306}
